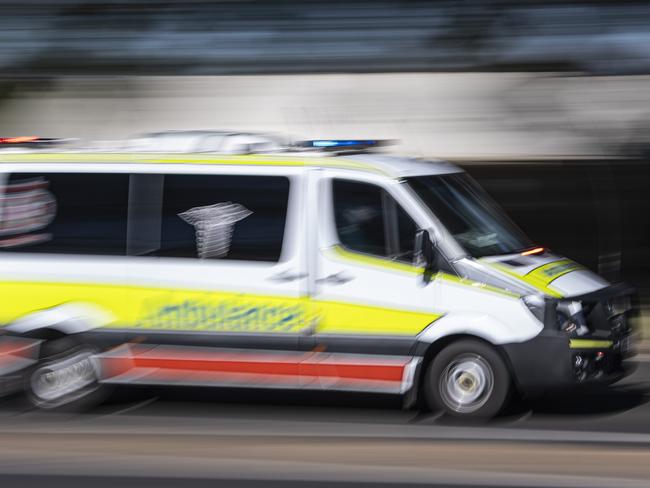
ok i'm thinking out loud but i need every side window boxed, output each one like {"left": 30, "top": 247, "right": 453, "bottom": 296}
{"left": 153, "top": 174, "right": 290, "bottom": 262}
{"left": 0, "top": 173, "right": 129, "bottom": 255}
{"left": 396, "top": 202, "right": 418, "bottom": 262}
{"left": 332, "top": 180, "right": 418, "bottom": 263}
{"left": 333, "top": 179, "right": 386, "bottom": 256}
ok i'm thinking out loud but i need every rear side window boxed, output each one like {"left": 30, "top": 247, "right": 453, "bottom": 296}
{"left": 0, "top": 173, "right": 129, "bottom": 255}
{"left": 0, "top": 172, "right": 290, "bottom": 261}
{"left": 332, "top": 179, "right": 417, "bottom": 263}
{"left": 129, "top": 174, "right": 290, "bottom": 262}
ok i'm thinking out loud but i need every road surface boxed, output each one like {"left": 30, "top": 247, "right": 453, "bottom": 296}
{"left": 0, "top": 360, "right": 648, "bottom": 487}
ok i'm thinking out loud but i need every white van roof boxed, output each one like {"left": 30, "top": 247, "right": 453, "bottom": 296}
{"left": 0, "top": 151, "right": 462, "bottom": 179}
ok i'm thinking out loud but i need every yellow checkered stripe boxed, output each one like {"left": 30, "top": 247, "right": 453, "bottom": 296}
{"left": 0, "top": 152, "right": 391, "bottom": 176}
{"left": 483, "top": 259, "right": 585, "bottom": 298}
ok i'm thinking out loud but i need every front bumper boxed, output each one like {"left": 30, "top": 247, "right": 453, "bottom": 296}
{"left": 504, "top": 282, "right": 638, "bottom": 396}
{"left": 502, "top": 330, "right": 636, "bottom": 396}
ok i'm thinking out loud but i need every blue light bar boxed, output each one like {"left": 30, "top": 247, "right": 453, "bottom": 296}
{"left": 311, "top": 139, "right": 376, "bottom": 148}
{"left": 297, "top": 139, "right": 393, "bottom": 151}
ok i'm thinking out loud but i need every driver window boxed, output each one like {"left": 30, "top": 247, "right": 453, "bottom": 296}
{"left": 332, "top": 179, "right": 417, "bottom": 263}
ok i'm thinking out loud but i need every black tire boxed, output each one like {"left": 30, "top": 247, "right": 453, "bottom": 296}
{"left": 24, "top": 337, "right": 108, "bottom": 411}
{"left": 423, "top": 339, "right": 511, "bottom": 419}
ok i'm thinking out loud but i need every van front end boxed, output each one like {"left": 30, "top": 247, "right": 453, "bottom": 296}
{"left": 502, "top": 283, "right": 638, "bottom": 396}
{"left": 407, "top": 168, "right": 642, "bottom": 400}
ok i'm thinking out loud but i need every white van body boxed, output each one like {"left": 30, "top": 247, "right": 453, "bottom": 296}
{"left": 0, "top": 148, "right": 636, "bottom": 417}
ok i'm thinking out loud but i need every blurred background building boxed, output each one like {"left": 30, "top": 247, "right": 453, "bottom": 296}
{"left": 1, "top": 0, "right": 650, "bottom": 306}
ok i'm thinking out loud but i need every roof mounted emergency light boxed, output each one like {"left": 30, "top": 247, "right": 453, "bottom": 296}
{"left": 296, "top": 139, "right": 394, "bottom": 152}
{"left": 0, "top": 136, "right": 71, "bottom": 147}
{"left": 0, "top": 136, "right": 39, "bottom": 144}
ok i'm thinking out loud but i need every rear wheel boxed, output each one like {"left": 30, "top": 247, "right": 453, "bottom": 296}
{"left": 24, "top": 337, "right": 106, "bottom": 411}
{"left": 424, "top": 339, "right": 511, "bottom": 418}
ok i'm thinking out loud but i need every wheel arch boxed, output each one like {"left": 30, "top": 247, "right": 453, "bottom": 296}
{"left": 4, "top": 302, "right": 113, "bottom": 340}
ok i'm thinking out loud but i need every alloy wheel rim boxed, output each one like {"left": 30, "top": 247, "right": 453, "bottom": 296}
{"left": 439, "top": 353, "right": 494, "bottom": 414}
{"left": 30, "top": 351, "right": 98, "bottom": 403}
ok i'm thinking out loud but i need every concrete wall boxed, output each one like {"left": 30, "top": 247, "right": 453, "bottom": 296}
{"left": 1, "top": 73, "right": 649, "bottom": 158}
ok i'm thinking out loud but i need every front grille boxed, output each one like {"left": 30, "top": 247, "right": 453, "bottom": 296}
{"left": 568, "top": 284, "right": 638, "bottom": 382}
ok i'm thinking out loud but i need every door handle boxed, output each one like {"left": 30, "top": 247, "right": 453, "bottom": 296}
{"left": 268, "top": 270, "right": 307, "bottom": 283}
{"left": 316, "top": 271, "right": 355, "bottom": 285}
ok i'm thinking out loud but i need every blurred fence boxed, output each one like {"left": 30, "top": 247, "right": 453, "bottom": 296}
{"left": 1, "top": 1, "right": 650, "bottom": 76}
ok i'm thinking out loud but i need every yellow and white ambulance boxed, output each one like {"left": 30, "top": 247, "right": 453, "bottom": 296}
{"left": 0, "top": 137, "right": 637, "bottom": 417}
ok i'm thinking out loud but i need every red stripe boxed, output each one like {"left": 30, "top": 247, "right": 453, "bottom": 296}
{"left": 300, "top": 362, "right": 404, "bottom": 381}
{"left": 99, "top": 347, "right": 407, "bottom": 384}
{"left": 134, "top": 357, "right": 303, "bottom": 377}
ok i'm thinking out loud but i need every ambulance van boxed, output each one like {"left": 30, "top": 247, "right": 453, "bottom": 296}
{"left": 0, "top": 139, "right": 637, "bottom": 418}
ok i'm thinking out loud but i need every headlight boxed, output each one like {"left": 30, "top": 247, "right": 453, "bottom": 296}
{"left": 522, "top": 295, "right": 546, "bottom": 324}
{"left": 557, "top": 301, "right": 589, "bottom": 335}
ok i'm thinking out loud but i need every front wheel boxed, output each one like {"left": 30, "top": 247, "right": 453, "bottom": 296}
{"left": 423, "top": 339, "right": 511, "bottom": 418}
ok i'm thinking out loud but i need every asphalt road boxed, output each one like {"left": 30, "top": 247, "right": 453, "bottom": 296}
{"left": 0, "top": 360, "right": 648, "bottom": 488}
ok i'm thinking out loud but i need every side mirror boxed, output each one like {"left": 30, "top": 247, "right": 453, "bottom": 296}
{"left": 414, "top": 229, "right": 437, "bottom": 283}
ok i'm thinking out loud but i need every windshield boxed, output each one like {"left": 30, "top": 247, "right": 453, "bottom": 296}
{"left": 406, "top": 173, "right": 534, "bottom": 258}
